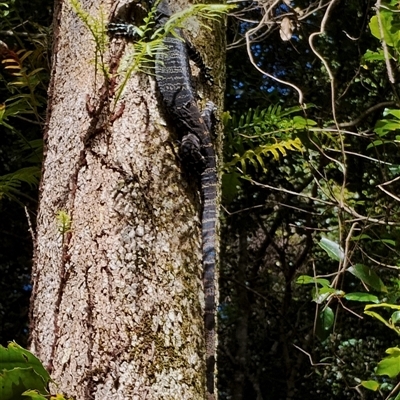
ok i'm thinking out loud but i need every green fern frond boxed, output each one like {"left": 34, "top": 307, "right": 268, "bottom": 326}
{"left": 70, "top": 0, "right": 109, "bottom": 78}
{"left": 115, "top": 38, "right": 166, "bottom": 103}
{"left": 226, "top": 138, "right": 304, "bottom": 173}
{"left": 3, "top": 49, "right": 47, "bottom": 122}
{"left": 160, "top": 4, "right": 235, "bottom": 36}
{"left": 0, "top": 166, "right": 41, "bottom": 188}
{"left": 224, "top": 104, "right": 316, "bottom": 175}
{"left": 0, "top": 166, "right": 41, "bottom": 201}
{"left": 70, "top": 0, "right": 108, "bottom": 50}
{"left": 226, "top": 104, "right": 316, "bottom": 135}
{"left": 21, "top": 139, "right": 43, "bottom": 164}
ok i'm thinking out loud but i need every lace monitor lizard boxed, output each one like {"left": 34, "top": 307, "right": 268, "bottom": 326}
{"left": 108, "top": 2, "right": 218, "bottom": 398}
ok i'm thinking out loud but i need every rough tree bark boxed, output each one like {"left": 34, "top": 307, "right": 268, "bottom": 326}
{"left": 29, "top": 0, "right": 225, "bottom": 398}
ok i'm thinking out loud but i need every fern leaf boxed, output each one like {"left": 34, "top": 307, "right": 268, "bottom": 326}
{"left": 226, "top": 138, "right": 303, "bottom": 173}
{"left": 0, "top": 166, "right": 41, "bottom": 193}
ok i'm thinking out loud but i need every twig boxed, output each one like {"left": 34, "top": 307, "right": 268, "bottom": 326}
{"left": 244, "top": 0, "right": 305, "bottom": 104}
{"left": 377, "top": 175, "right": 400, "bottom": 202}
{"left": 24, "top": 206, "right": 36, "bottom": 248}
{"left": 292, "top": 343, "right": 331, "bottom": 366}
{"left": 334, "top": 101, "right": 398, "bottom": 128}
{"left": 248, "top": 176, "right": 400, "bottom": 226}
{"left": 385, "top": 380, "right": 400, "bottom": 400}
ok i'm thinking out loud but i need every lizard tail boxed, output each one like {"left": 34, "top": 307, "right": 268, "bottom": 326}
{"left": 201, "top": 164, "right": 217, "bottom": 399}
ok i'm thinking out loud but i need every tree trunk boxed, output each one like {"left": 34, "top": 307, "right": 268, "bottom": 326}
{"left": 29, "top": 0, "right": 224, "bottom": 398}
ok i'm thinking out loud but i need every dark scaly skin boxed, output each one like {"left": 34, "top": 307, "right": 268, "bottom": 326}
{"left": 108, "top": 2, "right": 218, "bottom": 398}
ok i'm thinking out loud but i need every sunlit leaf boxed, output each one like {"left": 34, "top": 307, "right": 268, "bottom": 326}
{"left": 370, "top": 11, "right": 400, "bottom": 48}
{"left": 374, "top": 119, "right": 400, "bottom": 136}
{"left": 363, "top": 49, "right": 385, "bottom": 62}
{"left": 296, "top": 275, "right": 331, "bottom": 287}
{"left": 22, "top": 390, "right": 48, "bottom": 400}
{"left": 318, "top": 237, "right": 344, "bottom": 261}
{"left": 392, "top": 311, "right": 400, "bottom": 324}
{"left": 365, "top": 303, "right": 400, "bottom": 311}
{"left": 344, "top": 292, "right": 379, "bottom": 303}
{"left": 0, "top": 342, "right": 50, "bottom": 400}
{"left": 292, "top": 115, "right": 317, "bottom": 127}
{"left": 361, "top": 380, "right": 380, "bottom": 391}
{"left": 312, "top": 286, "right": 338, "bottom": 304}
{"left": 376, "top": 347, "right": 400, "bottom": 378}
{"left": 385, "top": 109, "right": 400, "bottom": 119}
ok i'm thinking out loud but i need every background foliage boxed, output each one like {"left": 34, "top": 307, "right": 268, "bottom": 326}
{"left": 0, "top": 0, "right": 52, "bottom": 345}
{"left": 220, "top": 0, "right": 400, "bottom": 399}
{"left": 2, "top": 0, "right": 400, "bottom": 399}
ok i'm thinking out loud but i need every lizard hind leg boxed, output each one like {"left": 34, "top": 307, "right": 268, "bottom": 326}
{"left": 180, "top": 133, "right": 207, "bottom": 173}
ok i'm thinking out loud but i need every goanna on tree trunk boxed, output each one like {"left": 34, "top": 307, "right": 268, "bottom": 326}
{"left": 29, "top": 0, "right": 225, "bottom": 399}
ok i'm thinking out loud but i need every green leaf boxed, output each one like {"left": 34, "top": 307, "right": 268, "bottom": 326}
{"left": 363, "top": 49, "right": 385, "bottom": 62}
{"left": 0, "top": 167, "right": 41, "bottom": 190}
{"left": 344, "top": 292, "right": 379, "bottom": 303}
{"left": 385, "top": 109, "right": 400, "bottom": 119}
{"left": 386, "top": 347, "right": 400, "bottom": 356}
{"left": 348, "top": 264, "right": 387, "bottom": 292}
{"left": 365, "top": 303, "right": 400, "bottom": 311}
{"left": 292, "top": 115, "right": 317, "bottom": 128}
{"left": 0, "top": 343, "right": 50, "bottom": 400}
{"left": 312, "top": 286, "right": 337, "bottom": 304}
{"left": 0, "top": 342, "right": 49, "bottom": 379}
{"left": 23, "top": 390, "right": 74, "bottom": 400}
{"left": 367, "top": 139, "right": 386, "bottom": 149}
{"left": 316, "top": 306, "right": 334, "bottom": 340}
{"left": 318, "top": 237, "right": 344, "bottom": 261}
{"left": 352, "top": 234, "right": 372, "bottom": 241}
{"left": 361, "top": 380, "right": 380, "bottom": 391}
{"left": 296, "top": 275, "right": 331, "bottom": 287}
{"left": 374, "top": 119, "right": 400, "bottom": 136}
{"left": 370, "top": 11, "right": 400, "bottom": 48}
{"left": 222, "top": 172, "right": 241, "bottom": 204}
{"left": 22, "top": 390, "right": 48, "bottom": 399}
{"left": 376, "top": 347, "right": 400, "bottom": 378}
{"left": 314, "top": 287, "right": 345, "bottom": 304}
{"left": 0, "top": 369, "right": 49, "bottom": 400}
{"left": 392, "top": 311, "right": 400, "bottom": 324}
{"left": 374, "top": 238, "right": 396, "bottom": 246}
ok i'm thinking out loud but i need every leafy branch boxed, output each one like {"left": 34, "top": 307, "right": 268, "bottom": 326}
{"left": 0, "top": 36, "right": 48, "bottom": 203}
{"left": 226, "top": 138, "right": 303, "bottom": 173}
{"left": 224, "top": 104, "right": 315, "bottom": 173}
